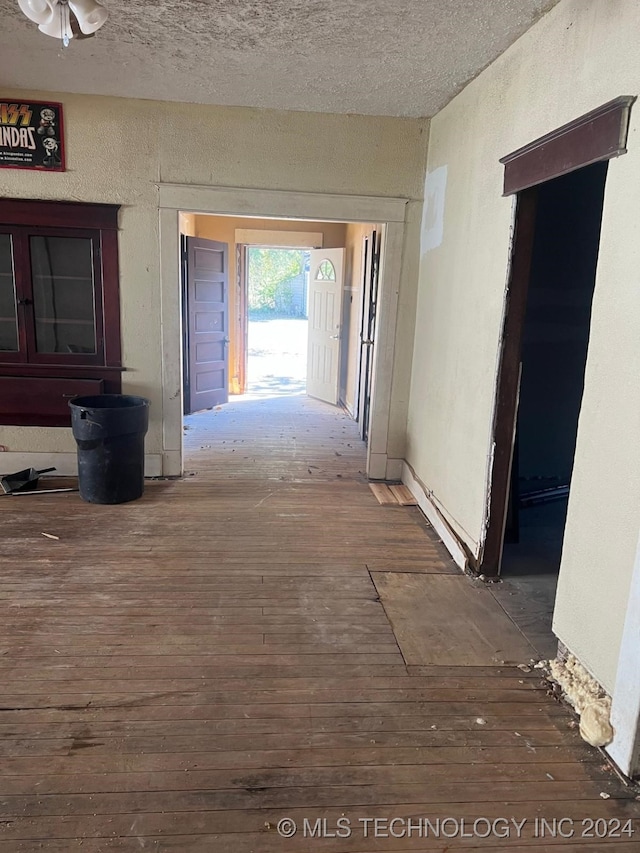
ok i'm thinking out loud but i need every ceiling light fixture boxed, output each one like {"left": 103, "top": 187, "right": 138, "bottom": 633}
{"left": 18, "top": 0, "right": 108, "bottom": 47}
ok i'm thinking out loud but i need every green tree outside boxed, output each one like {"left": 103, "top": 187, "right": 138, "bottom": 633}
{"left": 248, "top": 248, "right": 305, "bottom": 316}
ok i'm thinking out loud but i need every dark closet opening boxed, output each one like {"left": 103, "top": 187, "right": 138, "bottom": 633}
{"left": 501, "top": 161, "right": 609, "bottom": 596}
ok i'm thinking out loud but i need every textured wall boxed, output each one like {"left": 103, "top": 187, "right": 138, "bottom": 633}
{"left": 407, "top": 0, "right": 640, "bottom": 691}
{"left": 0, "top": 91, "right": 426, "bottom": 464}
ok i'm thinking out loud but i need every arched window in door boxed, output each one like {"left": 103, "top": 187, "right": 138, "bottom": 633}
{"left": 314, "top": 259, "right": 336, "bottom": 281}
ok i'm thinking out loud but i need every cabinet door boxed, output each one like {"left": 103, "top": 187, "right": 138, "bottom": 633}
{"left": 0, "top": 231, "right": 25, "bottom": 362}
{"left": 25, "top": 229, "right": 104, "bottom": 365}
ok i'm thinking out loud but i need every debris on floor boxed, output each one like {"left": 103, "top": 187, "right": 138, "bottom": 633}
{"left": 548, "top": 653, "right": 614, "bottom": 747}
{"left": 580, "top": 701, "right": 615, "bottom": 748}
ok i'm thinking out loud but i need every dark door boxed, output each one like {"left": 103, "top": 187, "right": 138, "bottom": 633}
{"left": 482, "top": 163, "right": 608, "bottom": 577}
{"left": 357, "top": 229, "right": 380, "bottom": 443}
{"left": 182, "top": 236, "right": 229, "bottom": 415}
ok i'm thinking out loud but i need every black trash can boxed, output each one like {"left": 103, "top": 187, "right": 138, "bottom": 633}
{"left": 69, "top": 394, "right": 150, "bottom": 504}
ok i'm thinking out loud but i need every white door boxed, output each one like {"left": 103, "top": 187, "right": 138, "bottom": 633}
{"left": 307, "top": 248, "right": 344, "bottom": 404}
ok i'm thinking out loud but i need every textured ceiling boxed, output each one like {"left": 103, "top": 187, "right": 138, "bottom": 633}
{"left": 0, "top": 0, "right": 559, "bottom": 117}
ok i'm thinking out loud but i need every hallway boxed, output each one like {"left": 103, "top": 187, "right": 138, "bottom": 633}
{"left": 0, "top": 396, "right": 638, "bottom": 850}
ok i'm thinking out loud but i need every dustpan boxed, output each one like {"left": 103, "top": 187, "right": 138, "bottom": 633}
{"left": 0, "top": 467, "right": 56, "bottom": 495}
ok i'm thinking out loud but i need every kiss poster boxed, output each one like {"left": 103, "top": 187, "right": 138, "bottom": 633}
{"left": 0, "top": 100, "right": 65, "bottom": 171}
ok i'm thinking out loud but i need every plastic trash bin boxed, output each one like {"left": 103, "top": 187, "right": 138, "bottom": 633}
{"left": 69, "top": 394, "right": 150, "bottom": 504}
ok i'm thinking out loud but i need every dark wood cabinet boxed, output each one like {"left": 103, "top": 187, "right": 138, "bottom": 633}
{"left": 0, "top": 199, "right": 122, "bottom": 426}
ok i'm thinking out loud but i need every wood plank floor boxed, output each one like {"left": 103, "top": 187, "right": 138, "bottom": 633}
{"left": 371, "top": 572, "right": 539, "bottom": 665}
{"left": 1, "top": 394, "right": 638, "bottom": 851}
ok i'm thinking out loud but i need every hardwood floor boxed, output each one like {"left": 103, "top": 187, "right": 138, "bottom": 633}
{"left": 0, "top": 394, "right": 638, "bottom": 851}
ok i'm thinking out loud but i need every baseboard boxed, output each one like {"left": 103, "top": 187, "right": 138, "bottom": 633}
{"left": 162, "top": 450, "right": 182, "bottom": 478}
{"left": 401, "top": 462, "right": 468, "bottom": 572}
{"left": 385, "top": 458, "right": 404, "bottom": 480}
{"left": 367, "top": 452, "right": 388, "bottom": 480}
{"left": 0, "top": 451, "right": 163, "bottom": 478}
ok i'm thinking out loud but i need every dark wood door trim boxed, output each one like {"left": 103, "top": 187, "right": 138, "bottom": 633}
{"left": 500, "top": 96, "right": 636, "bottom": 195}
{"left": 478, "top": 188, "right": 538, "bottom": 577}
{"left": 180, "top": 235, "right": 190, "bottom": 414}
{"left": 358, "top": 229, "right": 380, "bottom": 444}
{"left": 354, "top": 234, "right": 370, "bottom": 425}
{"left": 0, "top": 199, "right": 119, "bottom": 230}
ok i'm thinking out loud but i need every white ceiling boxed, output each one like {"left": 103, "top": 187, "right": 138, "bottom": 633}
{"left": 1, "top": 0, "right": 559, "bottom": 118}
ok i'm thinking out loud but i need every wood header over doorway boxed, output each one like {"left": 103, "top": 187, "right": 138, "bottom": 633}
{"left": 500, "top": 96, "right": 636, "bottom": 195}
{"left": 235, "top": 229, "right": 323, "bottom": 248}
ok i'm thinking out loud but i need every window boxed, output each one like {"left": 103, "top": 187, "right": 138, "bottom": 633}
{"left": 314, "top": 259, "right": 336, "bottom": 281}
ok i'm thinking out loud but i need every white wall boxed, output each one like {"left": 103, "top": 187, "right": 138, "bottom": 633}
{"left": 0, "top": 92, "right": 427, "bottom": 470}
{"left": 407, "top": 0, "right": 640, "bottom": 692}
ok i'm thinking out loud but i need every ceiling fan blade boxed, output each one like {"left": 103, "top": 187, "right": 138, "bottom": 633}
{"left": 69, "top": 15, "right": 95, "bottom": 39}
{"left": 18, "top": 0, "right": 57, "bottom": 26}
{"left": 68, "top": 0, "right": 108, "bottom": 34}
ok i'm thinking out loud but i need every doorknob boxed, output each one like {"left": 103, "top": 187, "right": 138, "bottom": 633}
{"left": 223, "top": 337, "right": 230, "bottom": 345}
{"left": 330, "top": 334, "right": 340, "bottom": 340}
{"left": 17, "top": 297, "right": 33, "bottom": 306}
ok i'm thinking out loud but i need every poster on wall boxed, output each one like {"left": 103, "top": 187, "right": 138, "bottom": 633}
{"left": 0, "top": 100, "right": 65, "bottom": 172}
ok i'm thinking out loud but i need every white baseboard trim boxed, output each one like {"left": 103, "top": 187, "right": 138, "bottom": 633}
{"left": 367, "top": 452, "right": 388, "bottom": 481}
{"left": 145, "top": 454, "right": 163, "bottom": 477}
{"left": 162, "top": 450, "right": 182, "bottom": 478}
{"left": 401, "top": 462, "right": 468, "bottom": 572}
{"left": 385, "top": 457, "right": 404, "bottom": 480}
{"left": 0, "top": 452, "right": 163, "bottom": 478}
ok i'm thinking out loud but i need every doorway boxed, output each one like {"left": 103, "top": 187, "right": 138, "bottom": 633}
{"left": 242, "top": 244, "right": 347, "bottom": 405}
{"left": 245, "top": 246, "right": 309, "bottom": 397}
{"left": 160, "top": 186, "right": 407, "bottom": 479}
{"left": 180, "top": 215, "right": 381, "bottom": 430}
{"left": 485, "top": 162, "right": 608, "bottom": 653}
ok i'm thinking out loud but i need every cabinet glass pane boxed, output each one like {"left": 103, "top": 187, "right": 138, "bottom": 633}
{"left": 30, "top": 235, "right": 97, "bottom": 354}
{"left": 0, "top": 234, "right": 19, "bottom": 352}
